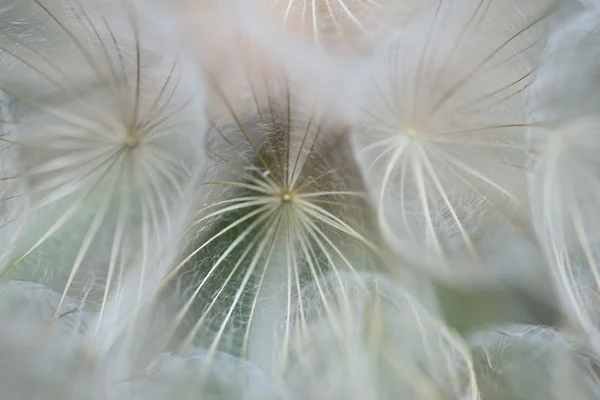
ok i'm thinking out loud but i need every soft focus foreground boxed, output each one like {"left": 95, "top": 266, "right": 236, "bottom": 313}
{"left": 0, "top": 0, "right": 599, "bottom": 399}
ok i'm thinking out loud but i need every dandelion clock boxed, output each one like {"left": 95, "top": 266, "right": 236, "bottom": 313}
{"left": 350, "top": 0, "right": 558, "bottom": 286}
{"left": 154, "top": 73, "right": 385, "bottom": 370}
{"left": 0, "top": 0, "right": 208, "bottom": 312}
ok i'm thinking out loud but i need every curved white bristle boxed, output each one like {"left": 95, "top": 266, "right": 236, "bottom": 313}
{"left": 0, "top": 0, "right": 207, "bottom": 325}
{"left": 150, "top": 77, "right": 383, "bottom": 371}
{"left": 348, "top": 0, "right": 557, "bottom": 282}
{"left": 236, "top": 0, "right": 419, "bottom": 54}
{"left": 274, "top": 272, "right": 478, "bottom": 400}
{"left": 0, "top": 90, "right": 24, "bottom": 267}
{"left": 468, "top": 324, "right": 600, "bottom": 400}
{"left": 528, "top": 7, "right": 600, "bottom": 353}
{"left": 0, "top": 0, "right": 599, "bottom": 398}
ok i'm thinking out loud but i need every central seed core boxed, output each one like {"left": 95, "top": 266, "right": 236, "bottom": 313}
{"left": 281, "top": 192, "right": 294, "bottom": 203}
{"left": 123, "top": 131, "right": 141, "bottom": 148}
{"left": 404, "top": 127, "right": 418, "bottom": 137}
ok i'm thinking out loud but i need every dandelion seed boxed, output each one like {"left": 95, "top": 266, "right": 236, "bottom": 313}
{"left": 0, "top": 0, "right": 207, "bottom": 323}
{"left": 154, "top": 78, "right": 382, "bottom": 373}
{"left": 350, "top": 0, "right": 556, "bottom": 281}
{"left": 1, "top": 1, "right": 597, "bottom": 399}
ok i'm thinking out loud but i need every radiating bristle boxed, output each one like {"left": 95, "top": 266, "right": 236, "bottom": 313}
{"left": 3, "top": 0, "right": 600, "bottom": 399}
{"left": 0, "top": 0, "right": 207, "bottom": 329}
{"left": 349, "top": 0, "right": 556, "bottom": 283}
{"left": 258, "top": 0, "right": 418, "bottom": 53}
{"left": 151, "top": 76, "right": 384, "bottom": 371}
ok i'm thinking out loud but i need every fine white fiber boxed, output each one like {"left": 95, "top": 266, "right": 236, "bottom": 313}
{"left": 2, "top": 0, "right": 600, "bottom": 399}
{"left": 273, "top": 272, "right": 478, "bottom": 400}
{"left": 528, "top": 7, "right": 600, "bottom": 353}
{"left": 151, "top": 77, "right": 385, "bottom": 369}
{"left": 0, "top": 0, "right": 208, "bottom": 311}
{"left": 348, "top": 0, "right": 557, "bottom": 283}
{"left": 469, "top": 324, "right": 600, "bottom": 400}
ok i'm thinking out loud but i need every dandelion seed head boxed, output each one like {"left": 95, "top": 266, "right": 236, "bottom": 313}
{"left": 0, "top": 0, "right": 208, "bottom": 354}
{"left": 0, "top": 0, "right": 597, "bottom": 398}
{"left": 154, "top": 78, "right": 382, "bottom": 371}
{"left": 349, "top": 0, "right": 552, "bottom": 280}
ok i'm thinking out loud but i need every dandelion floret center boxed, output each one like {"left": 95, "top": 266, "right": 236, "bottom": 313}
{"left": 403, "top": 126, "right": 418, "bottom": 138}
{"left": 281, "top": 191, "right": 295, "bottom": 203}
{"left": 123, "top": 130, "right": 141, "bottom": 148}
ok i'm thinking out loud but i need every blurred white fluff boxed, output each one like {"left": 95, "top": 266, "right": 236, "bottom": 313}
{"left": 469, "top": 324, "right": 600, "bottom": 400}
{"left": 349, "top": 0, "right": 558, "bottom": 285}
{"left": 3, "top": 1, "right": 600, "bottom": 399}
{"left": 528, "top": 7, "right": 600, "bottom": 353}
{"left": 0, "top": 279, "right": 278, "bottom": 400}
{"left": 136, "top": 350, "right": 278, "bottom": 400}
{"left": 208, "top": 0, "right": 421, "bottom": 103}
{"left": 0, "top": 0, "right": 207, "bottom": 312}
{"left": 274, "top": 272, "right": 478, "bottom": 400}
{"left": 233, "top": 0, "right": 419, "bottom": 55}
{"left": 0, "top": 280, "right": 93, "bottom": 400}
